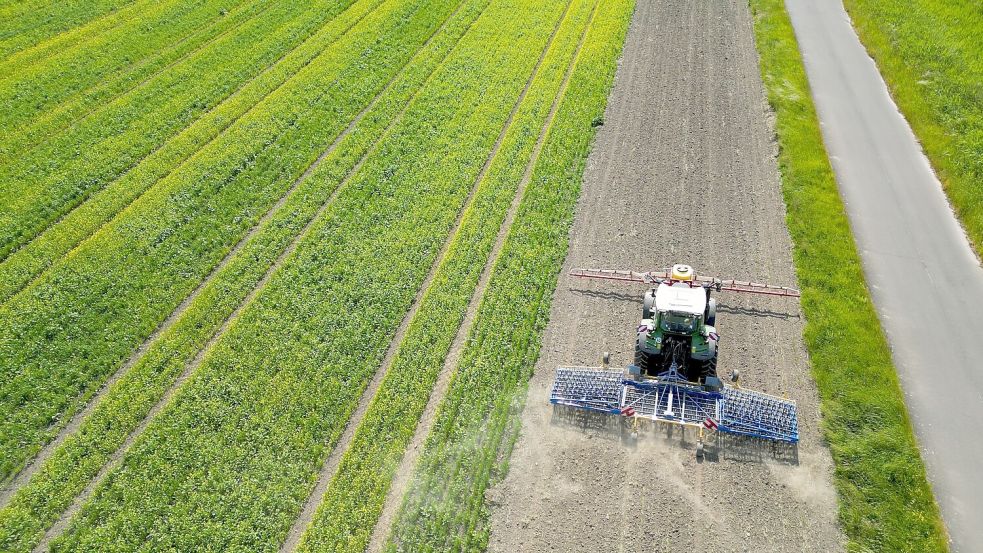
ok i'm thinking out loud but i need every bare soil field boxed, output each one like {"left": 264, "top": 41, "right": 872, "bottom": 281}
{"left": 487, "top": 0, "right": 845, "bottom": 550}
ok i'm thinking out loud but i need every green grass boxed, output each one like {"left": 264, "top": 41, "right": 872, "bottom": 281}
{"left": 0, "top": 0, "right": 430, "bottom": 483}
{"left": 0, "top": 0, "right": 375, "bottom": 304}
{"left": 747, "top": 0, "right": 948, "bottom": 551}
{"left": 0, "top": 0, "right": 272, "bottom": 161}
{"left": 48, "top": 0, "right": 577, "bottom": 549}
{"left": 0, "top": 0, "right": 349, "bottom": 259}
{"left": 293, "top": 1, "right": 593, "bottom": 550}
{"left": 842, "top": 0, "right": 983, "bottom": 256}
{"left": 384, "top": 0, "right": 632, "bottom": 549}
{"left": 0, "top": 0, "right": 242, "bottom": 137}
{"left": 0, "top": 1, "right": 483, "bottom": 549}
{"left": 0, "top": 0, "right": 152, "bottom": 60}
{"left": 0, "top": 0, "right": 130, "bottom": 58}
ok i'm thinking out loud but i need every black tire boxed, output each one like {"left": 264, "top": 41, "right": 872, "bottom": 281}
{"left": 698, "top": 354, "right": 718, "bottom": 381}
{"left": 705, "top": 297, "right": 716, "bottom": 326}
{"left": 642, "top": 289, "right": 655, "bottom": 319}
{"left": 634, "top": 340, "right": 649, "bottom": 373}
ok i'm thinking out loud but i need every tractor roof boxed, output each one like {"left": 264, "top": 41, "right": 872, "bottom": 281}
{"left": 654, "top": 282, "right": 706, "bottom": 316}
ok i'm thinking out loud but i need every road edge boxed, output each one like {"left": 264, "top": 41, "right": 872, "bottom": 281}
{"left": 747, "top": 0, "right": 948, "bottom": 550}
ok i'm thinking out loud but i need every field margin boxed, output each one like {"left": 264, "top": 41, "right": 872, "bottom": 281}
{"left": 747, "top": 0, "right": 948, "bottom": 551}
{"left": 841, "top": 0, "right": 983, "bottom": 258}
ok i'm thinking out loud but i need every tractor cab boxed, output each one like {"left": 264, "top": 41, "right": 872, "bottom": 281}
{"left": 636, "top": 266, "right": 718, "bottom": 382}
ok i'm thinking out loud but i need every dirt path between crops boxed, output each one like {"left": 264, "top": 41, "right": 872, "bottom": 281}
{"left": 488, "top": 0, "right": 845, "bottom": 551}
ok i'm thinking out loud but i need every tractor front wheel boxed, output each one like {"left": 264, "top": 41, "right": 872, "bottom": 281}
{"left": 642, "top": 289, "right": 655, "bottom": 319}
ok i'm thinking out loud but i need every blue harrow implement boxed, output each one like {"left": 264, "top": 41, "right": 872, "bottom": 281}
{"left": 557, "top": 264, "right": 803, "bottom": 457}
{"left": 549, "top": 366, "right": 798, "bottom": 444}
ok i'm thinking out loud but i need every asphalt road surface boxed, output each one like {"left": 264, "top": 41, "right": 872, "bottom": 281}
{"left": 785, "top": 2, "right": 983, "bottom": 551}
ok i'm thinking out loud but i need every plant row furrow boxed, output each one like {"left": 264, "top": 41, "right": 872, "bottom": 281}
{"left": 0, "top": 0, "right": 352, "bottom": 260}
{"left": 1, "top": 0, "right": 275, "bottom": 162}
{"left": 384, "top": 0, "right": 633, "bottom": 550}
{"left": 0, "top": 0, "right": 380, "bottom": 304}
{"left": 0, "top": 0, "right": 242, "bottom": 133}
{"left": 0, "top": 0, "right": 434, "bottom": 482}
{"left": 0, "top": 1, "right": 129, "bottom": 59}
{"left": 0, "top": 0, "right": 159, "bottom": 69}
{"left": 0, "top": 0, "right": 483, "bottom": 549}
{"left": 293, "top": 0, "right": 591, "bottom": 550}
{"left": 45, "top": 1, "right": 568, "bottom": 549}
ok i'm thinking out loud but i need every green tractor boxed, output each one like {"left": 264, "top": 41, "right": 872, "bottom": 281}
{"left": 634, "top": 264, "right": 718, "bottom": 382}
{"left": 572, "top": 264, "right": 801, "bottom": 384}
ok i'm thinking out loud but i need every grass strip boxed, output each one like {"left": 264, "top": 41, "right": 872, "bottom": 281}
{"left": 0, "top": 0, "right": 432, "bottom": 482}
{"left": 293, "top": 0, "right": 592, "bottom": 551}
{"left": 0, "top": 0, "right": 239, "bottom": 134}
{"left": 384, "top": 0, "right": 632, "bottom": 549}
{"left": 0, "top": 0, "right": 347, "bottom": 259}
{"left": 0, "top": 0, "right": 377, "bottom": 304}
{"left": 48, "top": 1, "right": 569, "bottom": 550}
{"left": 0, "top": 1, "right": 483, "bottom": 549}
{"left": 747, "top": 0, "right": 948, "bottom": 550}
{"left": 0, "top": 0, "right": 273, "bottom": 161}
{"left": 0, "top": 0, "right": 130, "bottom": 59}
{"left": 841, "top": 0, "right": 983, "bottom": 256}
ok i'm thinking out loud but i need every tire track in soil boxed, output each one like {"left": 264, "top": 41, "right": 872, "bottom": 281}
{"left": 486, "top": 0, "right": 844, "bottom": 551}
{"left": 24, "top": 2, "right": 483, "bottom": 548}
{"left": 274, "top": 2, "right": 496, "bottom": 550}
{"left": 0, "top": 0, "right": 376, "bottom": 283}
{"left": 365, "top": 3, "right": 595, "bottom": 550}
{"left": 0, "top": 0, "right": 394, "bottom": 507}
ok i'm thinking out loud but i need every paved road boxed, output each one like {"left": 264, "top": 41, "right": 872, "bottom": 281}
{"left": 785, "top": 1, "right": 983, "bottom": 550}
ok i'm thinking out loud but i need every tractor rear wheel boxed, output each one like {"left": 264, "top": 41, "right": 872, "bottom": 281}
{"left": 698, "top": 354, "right": 718, "bottom": 381}
{"left": 634, "top": 342, "right": 648, "bottom": 373}
{"left": 635, "top": 339, "right": 665, "bottom": 377}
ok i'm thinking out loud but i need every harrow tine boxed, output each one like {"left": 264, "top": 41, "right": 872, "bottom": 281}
{"left": 550, "top": 367, "right": 798, "bottom": 443}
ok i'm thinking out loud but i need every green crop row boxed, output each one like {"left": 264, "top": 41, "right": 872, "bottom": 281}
{"left": 0, "top": 0, "right": 240, "bottom": 134}
{"left": 294, "top": 0, "right": 591, "bottom": 551}
{"left": 0, "top": 0, "right": 130, "bottom": 59}
{"left": 0, "top": 0, "right": 348, "bottom": 260}
{"left": 0, "top": 0, "right": 379, "bottom": 304}
{"left": 0, "top": 0, "right": 158, "bottom": 67}
{"left": 842, "top": 0, "right": 983, "bottom": 257}
{"left": 1, "top": 0, "right": 273, "bottom": 161}
{"left": 49, "top": 1, "right": 568, "bottom": 550}
{"left": 746, "top": 0, "right": 948, "bottom": 550}
{"left": 0, "top": 1, "right": 482, "bottom": 549}
{"left": 0, "top": 0, "right": 437, "bottom": 481}
{"left": 384, "top": 1, "right": 632, "bottom": 550}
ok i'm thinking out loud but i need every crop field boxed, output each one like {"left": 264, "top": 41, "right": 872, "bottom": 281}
{"left": 0, "top": 0, "right": 633, "bottom": 551}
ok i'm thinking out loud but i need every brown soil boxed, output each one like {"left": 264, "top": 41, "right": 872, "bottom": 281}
{"left": 487, "top": 0, "right": 845, "bottom": 551}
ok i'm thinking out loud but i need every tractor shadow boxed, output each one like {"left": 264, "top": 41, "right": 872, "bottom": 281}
{"left": 550, "top": 405, "right": 798, "bottom": 466}
{"left": 716, "top": 304, "right": 799, "bottom": 321}
{"left": 568, "top": 287, "right": 641, "bottom": 304}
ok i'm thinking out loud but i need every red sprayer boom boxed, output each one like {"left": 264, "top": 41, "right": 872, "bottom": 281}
{"left": 569, "top": 267, "right": 801, "bottom": 298}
